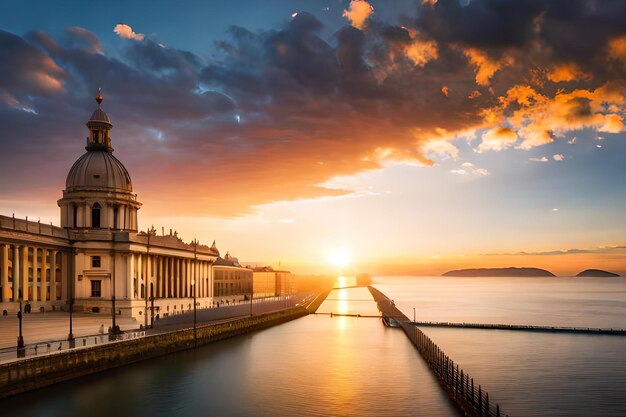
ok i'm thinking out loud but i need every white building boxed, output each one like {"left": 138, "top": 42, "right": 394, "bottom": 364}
{"left": 0, "top": 93, "right": 220, "bottom": 324}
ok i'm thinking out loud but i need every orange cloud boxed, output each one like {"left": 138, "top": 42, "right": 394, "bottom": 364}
{"left": 342, "top": 0, "right": 374, "bottom": 30}
{"left": 477, "top": 127, "right": 518, "bottom": 152}
{"left": 462, "top": 48, "right": 513, "bottom": 86}
{"left": 487, "top": 81, "right": 626, "bottom": 149}
{"left": 113, "top": 24, "right": 145, "bottom": 41}
{"left": 546, "top": 63, "right": 591, "bottom": 83}
{"left": 405, "top": 38, "right": 438, "bottom": 67}
{"left": 608, "top": 36, "right": 626, "bottom": 68}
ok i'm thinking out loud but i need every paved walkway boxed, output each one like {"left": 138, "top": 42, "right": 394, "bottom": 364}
{"left": 0, "top": 312, "right": 138, "bottom": 349}
{"left": 0, "top": 293, "right": 314, "bottom": 364}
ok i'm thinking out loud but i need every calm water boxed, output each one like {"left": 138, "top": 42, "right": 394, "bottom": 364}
{"left": 3, "top": 277, "right": 625, "bottom": 417}
{"left": 1, "top": 286, "right": 458, "bottom": 417}
{"left": 374, "top": 276, "right": 626, "bottom": 417}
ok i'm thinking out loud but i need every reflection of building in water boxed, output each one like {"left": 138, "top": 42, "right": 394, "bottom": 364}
{"left": 252, "top": 266, "right": 294, "bottom": 298}
{"left": 0, "top": 93, "right": 224, "bottom": 321}
{"left": 212, "top": 253, "right": 252, "bottom": 306}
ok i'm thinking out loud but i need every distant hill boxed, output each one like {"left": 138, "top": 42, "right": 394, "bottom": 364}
{"left": 442, "top": 267, "right": 555, "bottom": 277}
{"left": 576, "top": 269, "right": 620, "bottom": 277}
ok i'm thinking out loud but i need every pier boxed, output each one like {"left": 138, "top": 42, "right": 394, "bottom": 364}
{"left": 412, "top": 321, "right": 626, "bottom": 335}
{"left": 368, "top": 286, "right": 509, "bottom": 417}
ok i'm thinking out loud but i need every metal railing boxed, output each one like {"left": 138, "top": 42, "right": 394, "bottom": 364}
{"left": 368, "top": 286, "right": 509, "bottom": 417}
{"left": 0, "top": 331, "right": 146, "bottom": 364}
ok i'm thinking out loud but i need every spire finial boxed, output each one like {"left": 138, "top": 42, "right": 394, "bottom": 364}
{"left": 95, "top": 88, "right": 103, "bottom": 107}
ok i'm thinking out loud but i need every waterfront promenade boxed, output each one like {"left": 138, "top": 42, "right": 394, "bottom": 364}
{"left": 0, "top": 294, "right": 312, "bottom": 364}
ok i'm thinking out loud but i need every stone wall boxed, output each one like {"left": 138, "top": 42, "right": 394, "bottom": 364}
{"left": 0, "top": 306, "right": 308, "bottom": 399}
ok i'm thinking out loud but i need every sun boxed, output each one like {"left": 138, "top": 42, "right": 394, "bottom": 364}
{"left": 329, "top": 247, "right": 353, "bottom": 269}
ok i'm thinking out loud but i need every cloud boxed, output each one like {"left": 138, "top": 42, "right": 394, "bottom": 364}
{"left": 486, "top": 82, "right": 626, "bottom": 149}
{"left": 477, "top": 127, "right": 518, "bottom": 152}
{"left": 421, "top": 139, "right": 459, "bottom": 160}
{"left": 2, "top": 1, "right": 626, "bottom": 217}
{"left": 450, "top": 162, "right": 489, "bottom": 176}
{"left": 342, "top": 0, "right": 374, "bottom": 30}
{"left": 462, "top": 48, "right": 513, "bottom": 86}
{"left": 113, "top": 24, "right": 145, "bottom": 41}
{"left": 553, "top": 154, "right": 564, "bottom": 161}
{"left": 608, "top": 35, "right": 626, "bottom": 68}
{"left": 546, "top": 63, "right": 591, "bottom": 83}
{"left": 529, "top": 157, "right": 549, "bottom": 162}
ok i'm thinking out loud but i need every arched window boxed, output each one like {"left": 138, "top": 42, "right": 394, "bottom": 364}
{"left": 72, "top": 204, "right": 78, "bottom": 228}
{"left": 92, "top": 203, "right": 101, "bottom": 228}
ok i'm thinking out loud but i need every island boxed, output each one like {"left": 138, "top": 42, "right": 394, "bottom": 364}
{"left": 576, "top": 269, "right": 620, "bottom": 277}
{"left": 442, "top": 267, "right": 555, "bottom": 277}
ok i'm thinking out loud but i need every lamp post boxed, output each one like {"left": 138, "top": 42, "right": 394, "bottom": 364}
{"left": 249, "top": 276, "right": 253, "bottom": 317}
{"left": 150, "top": 282, "right": 155, "bottom": 328}
{"left": 17, "top": 290, "right": 24, "bottom": 353}
{"left": 192, "top": 278, "right": 197, "bottom": 348}
{"left": 68, "top": 249, "right": 75, "bottom": 345}
{"left": 413, "top": 308, "right": 416, "bottom": 323}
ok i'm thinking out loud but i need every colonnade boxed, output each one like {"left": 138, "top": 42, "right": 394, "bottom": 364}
{"left": 127, "top": 253, "right": 212, "bottom": 301}
{"left": 0, "top": 243, "right": 67, "bottom": 303}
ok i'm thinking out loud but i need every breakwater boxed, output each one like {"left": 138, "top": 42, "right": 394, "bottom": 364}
{"left": 368, "top": 286, "right": 509, "bottom": 417}
{"left": 0, "top": 306, "right": 307, "bottom": 399}
{"left": 412, "top": 321, "right": 626, "bottom": 335}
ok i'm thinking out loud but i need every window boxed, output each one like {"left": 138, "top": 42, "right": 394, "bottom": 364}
{"left": 113, "top": 207, "right": 119, "bottom": 229}
{"left": 91, "top": 280, "right": 101, "bottom": 297}
{"left": 92, "top": 256, "right": 101, "bottom": 268}
{"left": 92, "top": 203, "right": 101, "bottom": 228}
{"left": 72, "top": 204, "right": 77, "bottom": 228}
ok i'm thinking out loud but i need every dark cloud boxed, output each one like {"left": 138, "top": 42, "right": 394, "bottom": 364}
{"left": 1, "top": 1, "right": 625, "bottom": 216}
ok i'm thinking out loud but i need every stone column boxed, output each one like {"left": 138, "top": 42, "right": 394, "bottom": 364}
{"left": 12, "top": 245, "right": 20, "bottom": 301}
{"left": 41, "top": 249, "right": 48, "bottom": 302}
{"left": 21, "top": 246, "right": 29, "bottom": 302}
{"left": 32, "top": 247, "right": 39, "bottom": 301}
{"left": 146, "top": 255, "right": 152, "bottom": 299}
{"left": 61, "top": 251, "right": 68, "bottom": 301}
{"left": 184, "top": 259, "right": 189, "bottom": 298}
{"left": 128, "top": 253, "right": 135, "bottom": 300}
{"left": 1, "top": 244, "right": 8, "bottom": 302}
{"left": 163, "top": 257, "right": 168, "bottom": 298}
{"left": 174, "top": 258, "right": 181, "bottom": 298}
{"left": 50, "top": 250, "right": 58, "bottom": 302}
{"left": 137, "top": 254, "right": 142, "bottom": 299}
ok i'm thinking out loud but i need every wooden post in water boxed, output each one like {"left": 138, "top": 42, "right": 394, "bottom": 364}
{"left": 478, "top": 386, "right": 483, "bottom": 416}
{"left": 485, "top": 393, "right": 490, "bottom": 416}
{"left": 460, "top": 369, "right": 464, "bottom": 397}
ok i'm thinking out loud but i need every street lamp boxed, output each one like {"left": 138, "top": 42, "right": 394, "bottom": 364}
{"left": 191, "top": 278, "right": 197, "bottom": 348}
{"left": 68, "top": 248, "right": 75, "bottom": 345}
{"left": 413, "top": 307, "right": 416, "bottom": 323}
{"left": 17, "top": 290, "right": 24, "bottom": 353}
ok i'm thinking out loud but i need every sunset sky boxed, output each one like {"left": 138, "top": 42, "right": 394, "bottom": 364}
{"left": 1, "top": 0, "right": 625, "bottom": 275}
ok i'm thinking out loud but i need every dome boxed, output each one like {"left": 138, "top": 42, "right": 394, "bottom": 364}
{"left": 88, "top": 108, "right": 112, "bottom": 125}
{"left": 66, "top": 150, "right": 133, "bottom": 192}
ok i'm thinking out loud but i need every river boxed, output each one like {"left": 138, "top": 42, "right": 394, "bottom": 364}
{"left": 2, "top": 276, "right": 625, "bottom": 417}
{"left": 1, "top": 286, "right": 457, "bottom": 417}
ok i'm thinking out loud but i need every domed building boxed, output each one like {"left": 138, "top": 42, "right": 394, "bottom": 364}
{"left": 58, "top": 92, "right": 141, "bottom": 231}
{"left": 0, "top": 92, "right": 223, "bottom": 326}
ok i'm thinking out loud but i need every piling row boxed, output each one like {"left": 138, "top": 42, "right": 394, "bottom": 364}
{"left": 368, "top": 286, "right": 509, "bottom": 417}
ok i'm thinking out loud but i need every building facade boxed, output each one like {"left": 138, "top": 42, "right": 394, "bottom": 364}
{"left": 212, "top": 253, "right": 252, "bottom": 306}
{"left": 0, "top": 93, "right": 221, "bottom": 322}
{"left": 252, "top": 267, "right": 294, "bottom": 298}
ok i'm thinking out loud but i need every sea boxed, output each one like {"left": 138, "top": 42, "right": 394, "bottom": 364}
{"left": 2, "top": 275, "right": 625, "bottom": 417}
